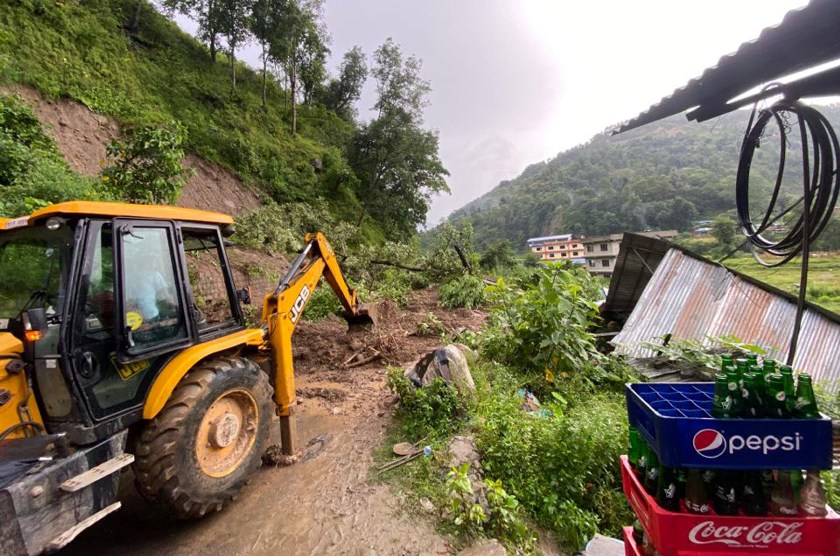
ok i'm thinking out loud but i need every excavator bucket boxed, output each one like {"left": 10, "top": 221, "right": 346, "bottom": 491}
{"left": 345, "top": 303, "right": 376, "bottom": 332}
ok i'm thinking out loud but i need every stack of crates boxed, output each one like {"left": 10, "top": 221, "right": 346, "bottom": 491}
{"left": 621, "top": 382, "right": 839, "bottom": 556}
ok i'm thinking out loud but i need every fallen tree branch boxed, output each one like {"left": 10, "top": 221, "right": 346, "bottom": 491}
{"left": 369, "top": 259, "right": 427, "bottom": 272}
{"left": 345, "top": 350, "right": 381, "bottom": 368}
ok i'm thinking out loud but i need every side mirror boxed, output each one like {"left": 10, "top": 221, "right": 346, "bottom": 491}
{"left": 237, "top": 287, "right": 252, "bottom": 305}
{"left": 22, "top": 308, "right": 48, "bottom": 337}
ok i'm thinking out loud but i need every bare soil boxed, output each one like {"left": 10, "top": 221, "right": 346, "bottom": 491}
{"left": 0, "top": 86, "right": 261, "bottom": 216}
{"left": 59, "top": 289, "right": 487, "bottom": 556}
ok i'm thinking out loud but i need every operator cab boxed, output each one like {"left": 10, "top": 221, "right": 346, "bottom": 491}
{"left": 0, "top": 202, "right": 244, "bottom": 444}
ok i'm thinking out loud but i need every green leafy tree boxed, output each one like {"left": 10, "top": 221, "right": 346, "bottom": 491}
{"left": 480, "top": 239, "right": 517, "bottom": 270}
{"left": 251, "top": 0, "right": 283, "bottom": 107}
{"left": 218, "top": 0, "right": 254, "bottom": 94}
{"left": 711, "top": 214, "right": 737, "bottom": 250}
{"left": 321, "top": 46, "right": 367, "bottom": 120}
{"left": 163, "top": 0, "right": 224, "bottom": 62}
{"left": 101, "top": 122, "right": 192, "bottom": 205}
{"left": 350, "top": 39, "right": 449, "bottom": 237}
{"left": 270, "top": 0, "right": 327, "bottom": 135}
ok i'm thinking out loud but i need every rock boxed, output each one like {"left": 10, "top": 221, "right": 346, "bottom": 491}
{"left": 417, "top": 345, "right": 475, "bottom": 396}
{"left": 447, "top": 435, "right": 481, "bottom": 470}
{"left": 419, "top": 498, "right": 435, "bottom": 513}
{"left": 458, "top": 539, "right": 507, "bottom": 556}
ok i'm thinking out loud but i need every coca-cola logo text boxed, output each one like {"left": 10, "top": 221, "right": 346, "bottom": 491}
{"left": 688, "top": 521, "right": 803, "bottom": 546}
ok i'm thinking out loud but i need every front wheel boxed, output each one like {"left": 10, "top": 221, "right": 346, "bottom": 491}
{"left": 133, "top": 356, "right": 273, "bottom": 519}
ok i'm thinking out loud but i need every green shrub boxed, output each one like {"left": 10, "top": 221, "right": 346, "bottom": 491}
{"left": 439, "top": 274, "right": 486, "bottom": 309}
{"left": 474, "top": 384, "right": 632, "bottom": 551}
{"left": 387, "top": 368, "right": 465, "bottom": 439}
{"left": 481, "top": 265, "right": 633, "bottom": 396}
{"left": 101, "top": 120, "right": 192, "bottom": 204}
{"left": 301, "top": 281, "right": 343, "bottom": 321}
{"left": 370, "top": 267, "right": 412, "bottom": 306}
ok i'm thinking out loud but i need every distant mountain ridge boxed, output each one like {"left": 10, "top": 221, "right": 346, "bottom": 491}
{"left": 446, "top": 105, "right": 840, "bottom": 250}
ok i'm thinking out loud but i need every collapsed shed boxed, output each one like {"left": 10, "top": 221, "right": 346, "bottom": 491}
{"left": 604, "top": 234, "right": 840, "bottom": 388}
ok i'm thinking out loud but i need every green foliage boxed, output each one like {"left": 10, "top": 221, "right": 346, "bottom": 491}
{"left": 386, "top": 368, "right": 465, "bottom": 439}
{"left": 301, "top": 279, "right": 342, "bottom": 321}
{"left": 234, "top": 199, "right": 359, "bottom": 253}
{"left": 473, "top": 380, "right": 633, "bottom": 551}
{"left": 447, "top": 463, "right": 488, "bottom": 536}
{"left": 0, "top": 0, "right": 372, "bottom": 227}
{"left": 439, "top": 274, "right": 485, "bottom": 309}
{"left": 480, "top": 239, "right": 517, "bottom": 270}
{"left": 636, "top": 335, "right": 768, "bottom": 372}
{"left": 415, "top": 312, "right": 446, "bottom": 337}
{"left": 481, "top": 264, "right": 632, "bottom": 395}
{"left": 425, "top": 220, "right": 476, "bottom": 281}
{"left": 0, "top": 94, "right": 102, "bottom": 216}
{"left": 445, "top": 464, "right": 534, "bottom": 552}
{"left": 101, "top": 121, "right": 192, "bottom": 204}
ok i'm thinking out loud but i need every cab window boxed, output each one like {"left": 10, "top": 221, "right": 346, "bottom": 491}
{"left": 118, "top": 223, "right": 189, "bottom": 357}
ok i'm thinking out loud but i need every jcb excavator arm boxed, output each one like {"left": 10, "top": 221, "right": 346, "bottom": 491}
{"left": 260, "top": 232, "right": 370, "bottom": 455}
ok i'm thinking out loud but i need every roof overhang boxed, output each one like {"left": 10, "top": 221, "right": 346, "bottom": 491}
{"left": 613, "top": 0, "right": 840, "bottom": 135}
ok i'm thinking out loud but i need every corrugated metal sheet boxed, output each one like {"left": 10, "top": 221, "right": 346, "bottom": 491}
{"left": 613, "top": 0, "right": 840, "bottom": 134}
{"left": 612, "top": 249, "right": 840, "bottom": 388}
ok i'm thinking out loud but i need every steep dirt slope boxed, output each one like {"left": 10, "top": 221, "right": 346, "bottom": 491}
{"left": 1, "top": 86, "right": 261, "bottom": 215}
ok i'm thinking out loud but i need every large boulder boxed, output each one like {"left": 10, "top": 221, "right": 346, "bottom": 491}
{"left": 408, "top": 344, "right": 475, "bottom": 396}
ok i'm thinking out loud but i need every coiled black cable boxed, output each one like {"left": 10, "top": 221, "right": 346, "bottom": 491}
{"left": 735, "top": 98, "right": 840, "bottom": 266}
{"left": 735, "top": 96, "right": 840, "bottom": 363}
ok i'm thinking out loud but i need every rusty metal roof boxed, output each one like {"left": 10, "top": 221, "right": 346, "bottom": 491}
{"left": 611, "top": 247, "right": 840, "bottom": 389}
{"left": 614, "top": 0, "right": 840, "bottom": 134}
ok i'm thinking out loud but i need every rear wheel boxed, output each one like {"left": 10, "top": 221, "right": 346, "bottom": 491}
{"left": 133, "top": 356, "right": 273, "bottom": 519}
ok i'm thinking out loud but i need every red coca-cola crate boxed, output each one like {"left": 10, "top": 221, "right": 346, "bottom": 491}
{"left": 620, "top": 456, "right": 840, "bottom": 556}
{"left": 624, "top": 526, "right": 643, "bottom": 556}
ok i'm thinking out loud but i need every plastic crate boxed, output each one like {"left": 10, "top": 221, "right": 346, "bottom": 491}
{"left": 620, "top": 456, "right": 840, "bottom": 556}
{"left": 626, "top": 383, "right": 834, "bottom": 470}
{"left": 623, "top": 526, "right": 643, "bottom": 556}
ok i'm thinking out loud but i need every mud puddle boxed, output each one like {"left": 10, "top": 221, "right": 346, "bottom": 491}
{"left": 60, "top": 371, "right": 449, "bottom": 556}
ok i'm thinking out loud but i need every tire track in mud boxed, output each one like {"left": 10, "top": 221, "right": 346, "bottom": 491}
{"left": 62, "top": 369, "right": 449, "bottom": 556}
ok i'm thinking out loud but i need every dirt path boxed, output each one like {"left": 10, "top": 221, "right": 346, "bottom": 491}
{"left": 60, "top": 290, "right": 486, "bottom": 556}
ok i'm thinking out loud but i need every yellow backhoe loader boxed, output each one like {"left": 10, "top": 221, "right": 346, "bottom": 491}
{"left": 0, "top": 201, "right": 371, "bottom": 555}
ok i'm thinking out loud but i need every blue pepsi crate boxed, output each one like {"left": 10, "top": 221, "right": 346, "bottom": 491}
{"left": 626, "top": 382, "right": 834, "bottom": 470}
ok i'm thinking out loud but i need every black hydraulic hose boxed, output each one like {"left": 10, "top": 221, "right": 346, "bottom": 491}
{"left": 0, "top": 421, "right": 45, "bottom": 441}
{"left": 734, "top": 98, "right": 840, "bottom": 363}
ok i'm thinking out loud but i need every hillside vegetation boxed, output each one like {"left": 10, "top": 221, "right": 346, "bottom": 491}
{"left": 446, "top": 106, "right": 840, "bottom": 250}
{"left": 0, "top": 0, "right": 447, "bottom": 244}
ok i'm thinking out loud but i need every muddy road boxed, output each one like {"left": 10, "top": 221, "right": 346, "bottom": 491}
{"left": 60, "top": 290, "right": 486, "bottom": 556}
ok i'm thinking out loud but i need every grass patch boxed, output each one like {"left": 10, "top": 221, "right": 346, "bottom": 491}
{"left": 726, "top": 253, "right": 840, "bottom": 314}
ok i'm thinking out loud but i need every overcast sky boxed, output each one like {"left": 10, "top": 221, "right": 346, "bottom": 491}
{"left": 177, "top": 0, "right": 810, "bottom": 225}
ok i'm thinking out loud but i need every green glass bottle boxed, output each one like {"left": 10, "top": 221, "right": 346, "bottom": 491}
{"left": 711, "top": 374, "right": 732, "bottom": 418}
{"left": 629, "top": 427, "right": 642, "bottom": 470}
{"left": 763, "top": 359, "right": 776, "bottom": 374}
{"left": 743, "top": 373, "right": 765, "bottom": 418}
{"left": 644, "top": 448, "right": 660, "bottom": 495}
{"left": 780, "top": 366, "right": 796, "bottom": 414}
{"left": 766, "top": 374, "right": 790, "bottom": 418}
{"left": 637, "top": 441, "right": 649, "bottom": 483}
{"left": 746, "top": 353, "right": 759, "bottom": 367}
{"left": 793, "top": 374, "right": 820, "bottom": 418}
{"left": 720, "top": 354, "right": 733, "bottom": 373}
{"left": 725, "top": 368, "right": 743, "bottom": 417}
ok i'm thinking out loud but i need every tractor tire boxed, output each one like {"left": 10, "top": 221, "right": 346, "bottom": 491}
{"left": 133, "top": 356, "right": 273, "bottom": 519}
